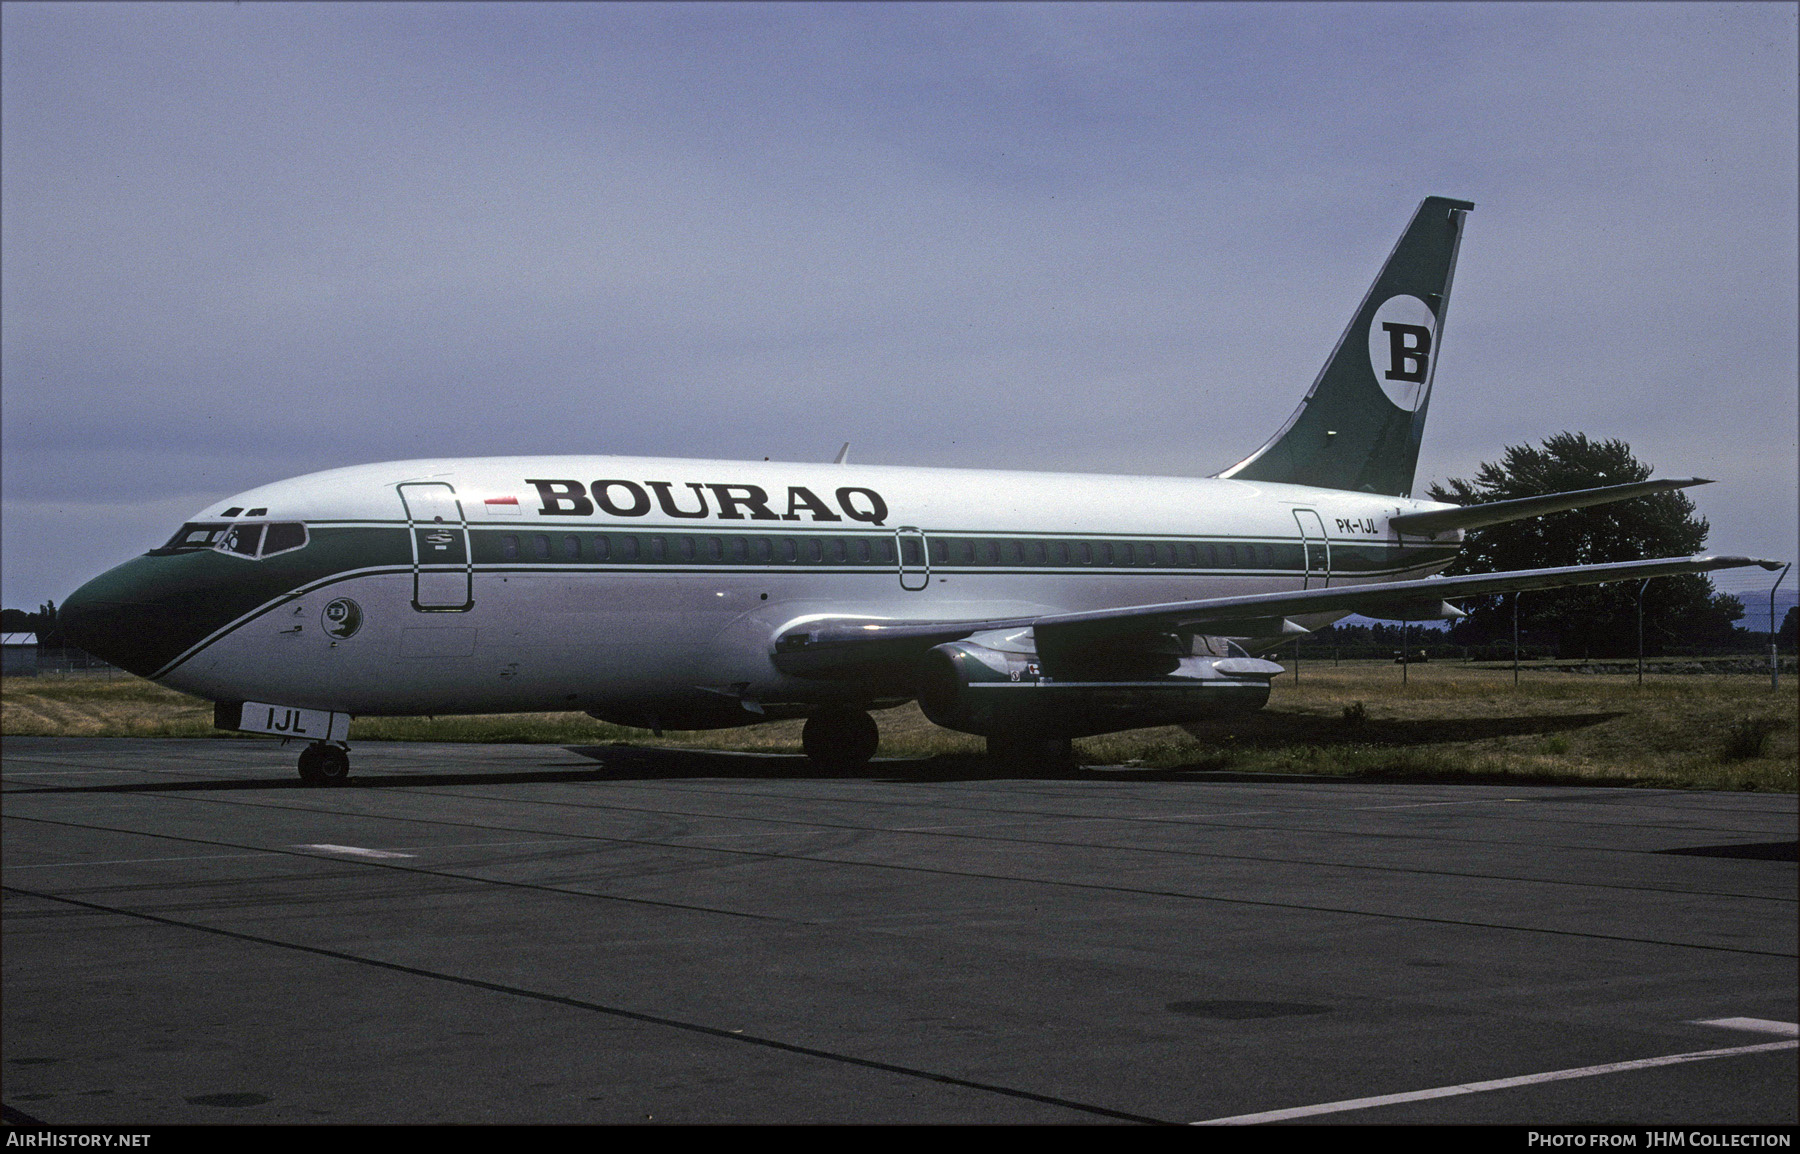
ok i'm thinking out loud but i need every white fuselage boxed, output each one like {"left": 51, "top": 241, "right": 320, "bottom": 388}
{"left": 130, "top": 455, "right": 1460, "bottom": 725}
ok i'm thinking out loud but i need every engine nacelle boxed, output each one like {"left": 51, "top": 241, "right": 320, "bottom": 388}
{"left": 916, "top": 638, "right": 1285, "bottom": 740}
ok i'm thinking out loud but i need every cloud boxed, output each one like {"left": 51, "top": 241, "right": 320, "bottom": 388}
{"left": 4, "top": 2, "right": 1794, "bottom": 606}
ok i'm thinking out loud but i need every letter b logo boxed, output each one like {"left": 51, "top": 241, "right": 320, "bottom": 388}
{"left": 1381, "top": 323, "right": 1432, "bottom": 383}
{"left": 1367, "top": 295, "right": 1438, "bottom": 411}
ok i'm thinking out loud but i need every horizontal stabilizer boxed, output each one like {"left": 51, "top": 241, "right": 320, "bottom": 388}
{"left": 1390, "top": 478, "right": 1712, "bottom": 535}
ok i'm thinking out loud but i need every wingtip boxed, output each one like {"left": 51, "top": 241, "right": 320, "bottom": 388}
{"left": 1704, "top": 555, "right": 1787, "bottom": 571}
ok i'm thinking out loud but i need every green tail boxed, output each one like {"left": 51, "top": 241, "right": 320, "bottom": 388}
{"left": 1218, "top": 196, "right": 1474, "bottom": 497}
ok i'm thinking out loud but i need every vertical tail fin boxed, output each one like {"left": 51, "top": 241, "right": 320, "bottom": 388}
{"left": 1217, "top": 196, "right": 1474, "bottom": 496}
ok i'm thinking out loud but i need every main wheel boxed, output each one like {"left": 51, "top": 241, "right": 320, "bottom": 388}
{"left": 297, "top": 743, "right": 350, "bottom": 786}
{"left": 987, "top": 734, "right": 1076, "bottom": 772}
{"left": 801, "top": 708, "right": 879, "bottom": 769}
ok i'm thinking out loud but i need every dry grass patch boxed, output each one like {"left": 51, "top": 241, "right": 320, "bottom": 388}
{"left": 5, "top": 663, "right": 1794, "bottom": 791}
{"left": 2, "top": 675, "right": 222, "bottom": 738}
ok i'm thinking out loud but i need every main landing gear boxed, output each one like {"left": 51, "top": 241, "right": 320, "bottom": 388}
{"left": 802, "top": 707, "right": 880, "bottom": 770}
{"left": 297, "top": 742, "right": 351, "bottom": 786}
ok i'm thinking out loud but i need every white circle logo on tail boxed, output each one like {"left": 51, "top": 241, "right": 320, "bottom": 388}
{"left": 1368, "top": 294, "right": 1437, "bottom": 411}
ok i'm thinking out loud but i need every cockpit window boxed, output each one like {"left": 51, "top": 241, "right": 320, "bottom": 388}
{"left": 261, "top": 522, "right": 307, "bottom": 555}
{"left": 220, "top": 523, "right": 264, "bottom": 556}
{"left": 159, "top": 523, "right": 230, "bottom": 553}
{"left": 153, "top": 521, "right": 308, "bottom": 558}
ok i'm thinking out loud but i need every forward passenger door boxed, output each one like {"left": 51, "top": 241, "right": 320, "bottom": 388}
{"left": 398, "top": 483, "right": 473, "bottom": 611}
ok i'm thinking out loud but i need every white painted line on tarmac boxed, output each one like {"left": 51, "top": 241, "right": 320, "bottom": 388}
{"left": 1691, "top": 1017, "right": 1799, "bottom": 1037}
{"left": 292, "top": 844, "right": 417, "bottom": 860}
{"left": 1191, "top": 1037, "right": 1800, "bottom": 1125}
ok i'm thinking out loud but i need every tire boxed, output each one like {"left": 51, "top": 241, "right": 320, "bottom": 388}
{"left": 801, "top": 708, "right": 879, "bottom": 769}
{"left": 298, "top": 744, "right": 350, "bottom": 786}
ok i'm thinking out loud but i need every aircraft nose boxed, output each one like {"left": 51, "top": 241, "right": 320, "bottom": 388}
{"left": 60, "top": 557, "right": 216, "bottom": 678}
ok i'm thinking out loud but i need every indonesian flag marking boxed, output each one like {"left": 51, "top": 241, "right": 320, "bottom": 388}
{"left": 484, "top": 495, "right": 523, "bottom": 517}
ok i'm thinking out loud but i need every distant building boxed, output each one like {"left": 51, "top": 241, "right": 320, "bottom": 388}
{"left": 3, "top": 632, "right": 39, "bottom": 676}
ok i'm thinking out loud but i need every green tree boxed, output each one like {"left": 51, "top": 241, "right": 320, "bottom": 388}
{"left": 1427, "top": 433, "right": 1741, "bottom": 657}
{"left": 33, "top": 600, "right": 65, "bottom": 649}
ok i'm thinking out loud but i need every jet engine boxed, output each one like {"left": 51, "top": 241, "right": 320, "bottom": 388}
{"left": 915, "top": 630, "right": 1285, "bottom": 740}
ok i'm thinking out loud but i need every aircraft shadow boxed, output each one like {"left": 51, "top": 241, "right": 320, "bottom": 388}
{"left": 4, "top": 751, "right": 1123, "bottom": 792}
{"left": 4, "top": 710, "right": 1627, "bottom": 794}
{"left": 1179, "top": 709, "right": 1627, "bottom": 749}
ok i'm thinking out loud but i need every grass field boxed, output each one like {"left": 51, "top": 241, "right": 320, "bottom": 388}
{"left": 3, "top": 662, "right": 1794, "bottom": 791}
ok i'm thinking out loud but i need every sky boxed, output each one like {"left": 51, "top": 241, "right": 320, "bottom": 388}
{"left": 4, "top": 2, "right": 1796, "bottom": 618}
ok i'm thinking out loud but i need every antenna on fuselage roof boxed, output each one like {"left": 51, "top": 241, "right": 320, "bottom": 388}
{"left": 833, "top": 442, "right": 851, "bottom": 464}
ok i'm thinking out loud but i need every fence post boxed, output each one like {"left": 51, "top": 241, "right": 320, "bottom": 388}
{"left": 1512, "top": 592, "right": 1521, "bottom": 688}
{"left": 1773, "top": 564, "right": 1792, "bottom": 691}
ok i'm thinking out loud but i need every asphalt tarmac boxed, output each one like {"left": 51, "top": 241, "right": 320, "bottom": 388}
{"left": 3, "top": 736, "right": 1794, "bottom": 1126}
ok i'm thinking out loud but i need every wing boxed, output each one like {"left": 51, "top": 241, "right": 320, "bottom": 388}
{"left": 773, "top": 554, "right": 1783, "bottom": 683}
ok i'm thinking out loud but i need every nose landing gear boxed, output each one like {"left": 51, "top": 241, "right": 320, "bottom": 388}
{"left": 297, "top": 742, "right": 351, "bottom": 786}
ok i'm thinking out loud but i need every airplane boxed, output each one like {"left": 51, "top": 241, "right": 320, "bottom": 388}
{"left": 59, "top": 196, "right": 1782, "bottom": 785}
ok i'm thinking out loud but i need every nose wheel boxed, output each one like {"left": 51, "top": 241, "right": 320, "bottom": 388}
{"left": 297, "top": 742, "right": 351, "bottom": 786}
